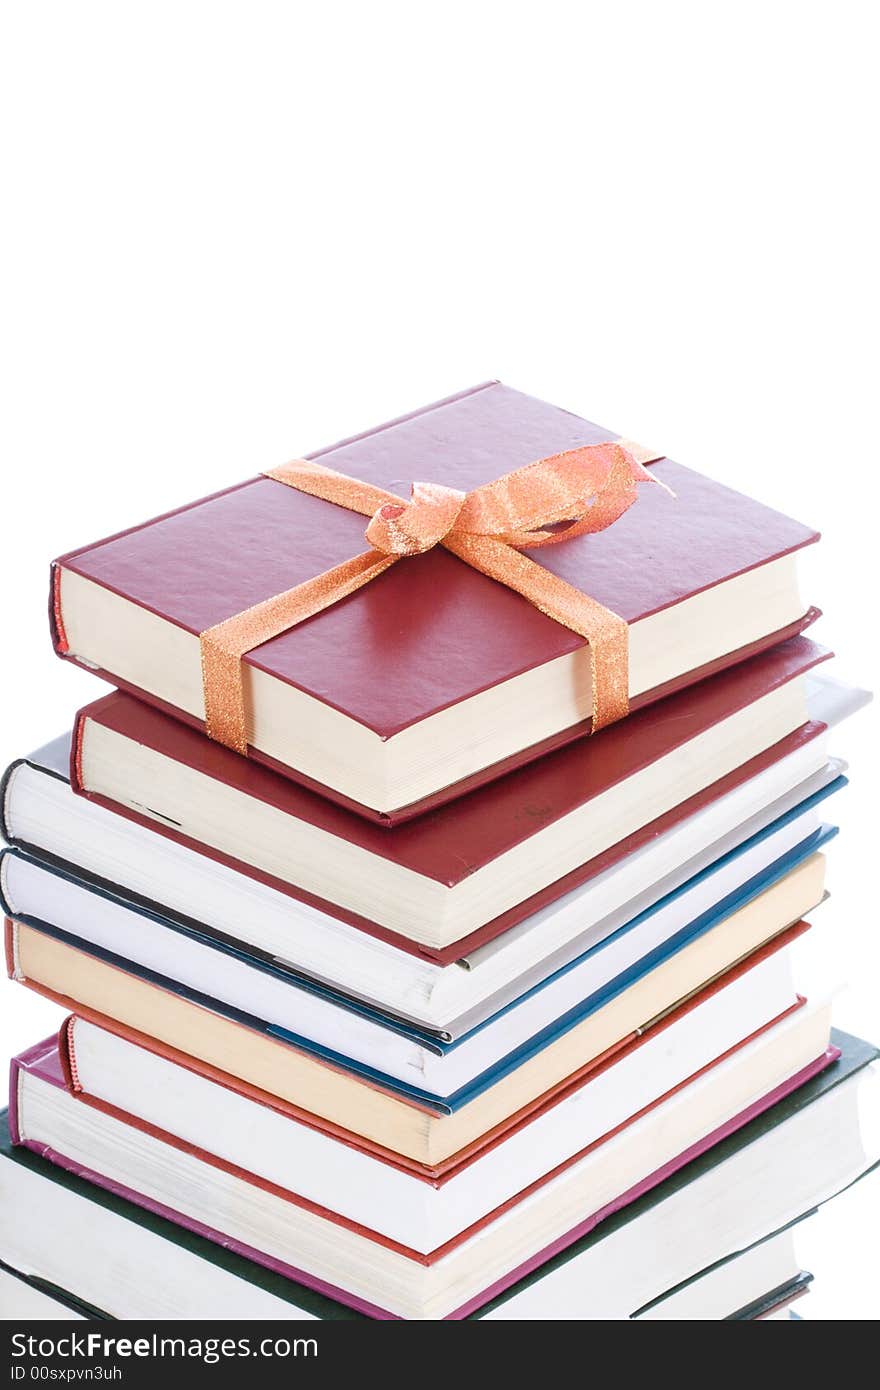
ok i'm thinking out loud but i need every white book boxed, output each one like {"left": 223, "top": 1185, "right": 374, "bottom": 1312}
{"left": 0, "top": 1266, "right": 86, "bottom": 1320}
{"left": 63, "top": 938, "right": 801, "bottom": 1253}
{"left": 0, "top": 1228, "right": 804, "bottom": 1323}
{"left": 1, "top": 671, "right": 863, "bottom": 1032}
{"left": 0, "top": 799, "right": 827, "bottom": 1098}
{"left": 634, "top": 1227, "right": 802, "bottom": 1320}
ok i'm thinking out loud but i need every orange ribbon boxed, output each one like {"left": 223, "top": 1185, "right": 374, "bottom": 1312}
{"left": 200, "top": 439, "right": 668, "bottom": 756}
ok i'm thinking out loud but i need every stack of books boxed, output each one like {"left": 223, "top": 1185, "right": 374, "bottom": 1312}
{"left": 1, "top": 382, "right": 877, "bottom": 1322}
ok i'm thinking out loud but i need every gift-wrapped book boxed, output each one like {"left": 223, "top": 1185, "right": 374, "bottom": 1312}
{"left": 51, "top": 381, "right": 819, "bottom": 821}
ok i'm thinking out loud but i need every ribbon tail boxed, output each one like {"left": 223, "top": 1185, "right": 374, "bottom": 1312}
{"left": 200, "top": 550, "right": 396, "bottom": 754}
{"left": 443, "top": 533, "right": 628, "bottom": 731}
{"left": 519, "top": 446, "right": 670, "bottom": 549}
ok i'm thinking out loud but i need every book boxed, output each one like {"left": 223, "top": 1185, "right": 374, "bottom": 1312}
{"left": 7, "top": 855, "right": 826, "bottom": 1161}
{"left": 51, "top": 382, "right": 820, "bottom": 823}
{"left": 0, "top": 1262, "right": 92, "bottom": 1320}
{"left": 2, "top": 676, "right": 858, "bottom": 1027}
{"left": 477, "top": 1032, "right": 878, "bottom": 1321}
{"left": 7, "top": 1004, "right": 836, "bottom": 1319}
{"left": 57, "top": 936, "right": 807, "bottom": 1252}
{"left": 70, "top": 636, "right": 828, "bottom": 960}
{"left": 0, "top": 810, "right": 835, "bottom": 1095}
{"left": 728, "top": 1272, "right": 813, "bottom": 1321}
{"left": 0, "top": 1243, "right": 811, "bottom": 1322}
{"left": 634, "top": 1227, "right": 805, "bottom": 1320}
{"left": 3, "top": 1030, "right": 875, "bottom": 1320}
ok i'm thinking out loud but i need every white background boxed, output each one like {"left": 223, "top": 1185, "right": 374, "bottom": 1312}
{"left": 1, "top": 2, "right": 878, "bottom": 1319}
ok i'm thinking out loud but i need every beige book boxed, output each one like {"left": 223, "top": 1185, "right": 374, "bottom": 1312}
{"left": 9, "top": 852, "right": 825, "bottom": 1166}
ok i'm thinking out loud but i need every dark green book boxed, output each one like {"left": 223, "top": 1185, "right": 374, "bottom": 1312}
{"left": 1, "top": 1029, "right": 877, "bottom": 1320}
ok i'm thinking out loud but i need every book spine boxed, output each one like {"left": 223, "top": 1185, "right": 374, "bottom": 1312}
{"left": 7, "top": 1051, "right": 22, "bottom": 1145}
{"left": 70, "top": 709, "right": 87, "bottom": 792}
{"left": 0, "top": 759, "right": 27, "bottom": 844}
{"left": 49, "top": 563, "right": 68, "bottom": 654}
{"left": 58, "top": 1017, "right": 81, "bottom": 1094}
{"left": 4, "top": 919, "right": 19, "bottom": 983}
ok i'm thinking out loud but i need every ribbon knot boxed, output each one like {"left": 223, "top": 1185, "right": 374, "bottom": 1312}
{"left": 200, "top": 438, "right": 671, "bottom": 762}
{"left": 366, "top": 481, "right": 466, "bottom": 556}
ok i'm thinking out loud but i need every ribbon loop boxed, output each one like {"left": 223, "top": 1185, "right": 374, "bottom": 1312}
{"left": 366, "top": 481, "right": 466, "bottom": 557}
{"left": 458, "top": 442, "right": 630, "bottom": 537}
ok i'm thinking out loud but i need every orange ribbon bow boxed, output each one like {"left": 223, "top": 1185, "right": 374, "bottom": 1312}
{"left": 200, "top": 439, "right": 668, "bottom": 756}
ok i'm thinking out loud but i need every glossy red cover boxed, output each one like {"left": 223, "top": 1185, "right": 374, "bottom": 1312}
{"left": 52, "top": 382, "right": 819, "bottom": 818}
{"left": 71, "top": 636, "right": 830, "bottom": 963}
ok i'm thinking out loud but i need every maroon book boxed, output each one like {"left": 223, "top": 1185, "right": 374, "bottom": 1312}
{"left": 52, "top": 382, "right": 819, "bottom": 823}
{"left": 71, "top": 635, "right": 830, "bottom": 964}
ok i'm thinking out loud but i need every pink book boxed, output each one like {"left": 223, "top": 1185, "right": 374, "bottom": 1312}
{"left": 9, "top": 1029, "right": 837, "bottom": 1319}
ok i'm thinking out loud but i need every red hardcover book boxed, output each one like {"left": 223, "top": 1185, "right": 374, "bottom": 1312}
{"left": 71, "top": 635, "right": 830, "bottom": 962}
{"left": 11, "top": 979, "right": 833, "bottom": 1320}
{"left": 52, "top": 381, "right": 819, "bottom": 823}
